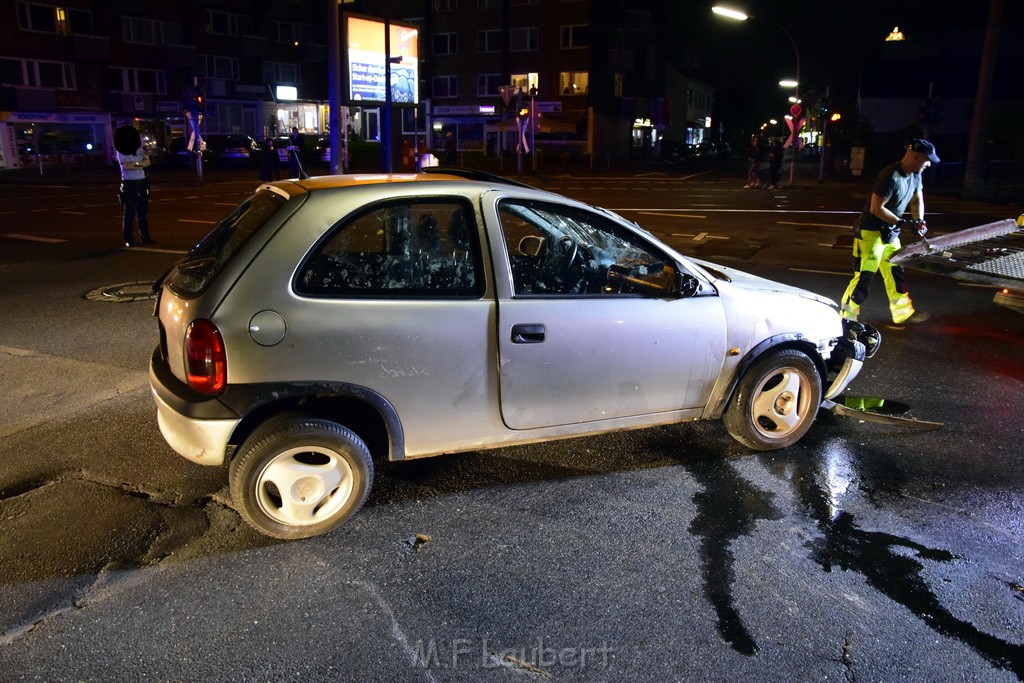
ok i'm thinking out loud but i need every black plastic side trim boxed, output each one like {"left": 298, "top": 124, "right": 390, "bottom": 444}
{"left": 709, "top": 333, "right": 826, "bottom": 419}
{"left": 219, "top": 381, "right": 406, "bottom": 461}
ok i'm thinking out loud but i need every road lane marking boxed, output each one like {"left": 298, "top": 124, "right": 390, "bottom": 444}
{"left": 178, "top": 219, "right": 215, "bottom": 224}
{"left": 126, "top": 246, "right": 188, "bottom": 254}
{"left": 778, "top": 220, "right": 851, "bottom": 229}
{"left": 639, "top": 211, "right": 707, "bottom": 219}
{"left": 4, "top": 234, "right": 66, "bottom": 243}
{"left": 611, "top": 208, "right": 862, "bottom": 215}
{"left": 790, "top": 268, "right": 848, "bottom": 276}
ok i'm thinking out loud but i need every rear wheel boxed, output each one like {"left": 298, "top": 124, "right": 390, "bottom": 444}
{"left": 229, "top": 417, "right": 373, "bottom": 539}
{"left": 723, "top": 349, "right": 822, "bottom": 451}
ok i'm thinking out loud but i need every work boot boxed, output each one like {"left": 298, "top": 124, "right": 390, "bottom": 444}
{"left": 907, "top": 310, "right": 931, "bottom": 323}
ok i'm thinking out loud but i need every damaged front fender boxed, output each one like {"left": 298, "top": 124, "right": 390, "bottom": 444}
{"left": 823, "top": 320, "right": 881, "bottom": 401}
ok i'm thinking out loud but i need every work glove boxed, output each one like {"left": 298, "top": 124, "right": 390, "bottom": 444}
{"left": 899, "top": 217, "right": 927, "bottom": 237}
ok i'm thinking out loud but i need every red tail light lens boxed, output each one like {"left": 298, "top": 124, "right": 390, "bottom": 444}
{"left": 184, "top": 319, "right": 226, "bottom": 394}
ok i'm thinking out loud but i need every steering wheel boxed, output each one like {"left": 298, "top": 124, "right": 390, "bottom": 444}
{"left": 554, "top": 235, "right": 579, "bottom": 274}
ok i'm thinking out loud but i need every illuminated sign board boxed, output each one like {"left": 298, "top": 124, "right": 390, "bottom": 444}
{"left": 347, "top": 16, "right": 419, "bottom": 105}
{"left": 276, "top": 85, "right": 298, "bottom": 101}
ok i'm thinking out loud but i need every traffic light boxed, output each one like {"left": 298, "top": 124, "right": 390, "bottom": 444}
{"left": 192, "top": 81, "right": 205, "bottom": 113}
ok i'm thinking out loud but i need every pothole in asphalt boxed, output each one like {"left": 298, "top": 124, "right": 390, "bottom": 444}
{"left": 84, "top": 281, "right": 157, "bottom": 303}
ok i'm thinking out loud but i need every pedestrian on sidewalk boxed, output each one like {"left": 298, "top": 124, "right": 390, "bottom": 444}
{"left": 767, "top": 138, "right": 783, "bottom": 189}
{"left": 114, "top": 125, "right": 154, "bottom": 248}
{"left": 744, "top": 134, "right": 764, "bottom": 189}
{"left": 839, "top": 139, "right": 940, "bottom": 325}
{"left": 259, "top": 137, "right": 280, "bottom": 182}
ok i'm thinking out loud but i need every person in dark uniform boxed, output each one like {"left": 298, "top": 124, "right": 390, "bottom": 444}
{"left": 287, "top": 126, "right": 306, "bottom": 178}
{"left": 259, "top": 137, "right": 280, "bottom": 182}
{"left": 840, "top": 139, "right": 939, "bottom": 325}
{"left": 114, "top": 125, "right": 154, "bottom": 248}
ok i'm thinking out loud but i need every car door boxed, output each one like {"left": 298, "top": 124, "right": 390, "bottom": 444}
{"left": 490, "top": 197, "right": 728, "bottom": 430}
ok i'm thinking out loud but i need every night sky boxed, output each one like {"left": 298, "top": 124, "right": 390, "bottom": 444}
{"left": 668, "top": 0, "right": 1023, "bottom": 138}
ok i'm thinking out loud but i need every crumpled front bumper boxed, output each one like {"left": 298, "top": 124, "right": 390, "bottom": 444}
{"left": 823, "top": 320, "right": 880, "bottom": 401}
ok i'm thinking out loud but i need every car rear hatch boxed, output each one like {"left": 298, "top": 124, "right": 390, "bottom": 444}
{"left": 155, "top": 185, "right": 298, "bottom": 383}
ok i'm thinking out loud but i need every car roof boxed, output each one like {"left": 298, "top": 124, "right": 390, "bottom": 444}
{"left": 282, "top": 168, "right": 541, "bottom": 194}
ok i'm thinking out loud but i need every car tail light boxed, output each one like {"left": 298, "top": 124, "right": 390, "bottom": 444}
{"left": 184, "top": 319, "right": 226, "bottom": 394}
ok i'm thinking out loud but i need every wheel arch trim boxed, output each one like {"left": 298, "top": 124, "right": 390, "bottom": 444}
{"left": 220, "top": 382, "right": 406, "bottom": 461}
{"left": 709, "top": 334, "right": 827, "bottom": 420}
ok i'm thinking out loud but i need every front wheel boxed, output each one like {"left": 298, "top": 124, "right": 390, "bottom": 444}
{"left": 723, "top": 349, "right": 822, "bottom": 451}
{"left": 229, "top": 417, "right": 373, "bottom": 539}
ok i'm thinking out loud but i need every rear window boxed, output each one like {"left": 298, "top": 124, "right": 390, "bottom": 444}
{"left": 165, "top": 189, "right": 287, "bottom": 297}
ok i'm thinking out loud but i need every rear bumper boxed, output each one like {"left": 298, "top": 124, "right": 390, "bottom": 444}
{"left": 149, "top": 347, "right": 237, "bottom": 466}
{"left": 152, "top": 389, "right": 235, "bottom": 466}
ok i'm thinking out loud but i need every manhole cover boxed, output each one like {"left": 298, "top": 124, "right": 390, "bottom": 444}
{"left": 85, "top": 281, "right": 157, "bottom": 303}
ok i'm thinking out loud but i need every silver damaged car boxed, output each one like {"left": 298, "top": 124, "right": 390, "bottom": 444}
{"left": 149, "top": 169, "right": 876, "bottom": 539}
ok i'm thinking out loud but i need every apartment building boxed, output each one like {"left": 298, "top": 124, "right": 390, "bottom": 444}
{"left": 1, "top": 0, "right": 713, "bottom": 170}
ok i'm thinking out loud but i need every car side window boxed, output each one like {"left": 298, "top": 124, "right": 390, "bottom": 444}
{"left": 497, "top": 199, "right": 678, "bottom": 297}
{"left": 296, "top": 199, "right": 481, "bottom": 296}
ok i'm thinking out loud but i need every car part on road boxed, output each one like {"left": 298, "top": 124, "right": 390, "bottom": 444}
{"left": 823, "top": 398, "right": 943, "bottom": 430}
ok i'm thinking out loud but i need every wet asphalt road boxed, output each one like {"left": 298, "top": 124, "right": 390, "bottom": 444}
{"left": 0, "top": 163, "right": 1022, "bottom": 681}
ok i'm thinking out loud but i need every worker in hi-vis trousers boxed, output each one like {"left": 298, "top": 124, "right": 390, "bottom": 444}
{"left": 840, "top": 139, "right": 940, "bottom": 325}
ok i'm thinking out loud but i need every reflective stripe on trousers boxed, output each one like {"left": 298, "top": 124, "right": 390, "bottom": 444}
{"left": 840, "top": 229, "right": 916, "bottom": 323}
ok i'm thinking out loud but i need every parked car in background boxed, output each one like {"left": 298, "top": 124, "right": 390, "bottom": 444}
{"left": 204, "top": 134, "right": 261, "bottom": 166}
{"left": 273, "top": 136, "right": 292, "bottom": 164}
{"left": 314, "top": 135, "right": 331, "bottom": 165}
{"left": 149, "top": 169, "right": 877, "bottom": 540}
{"left": 165, "top": 136, "right": 212, "bottom": 166}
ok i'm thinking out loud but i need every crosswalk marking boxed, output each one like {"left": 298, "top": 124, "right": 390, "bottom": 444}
{"left": 4, "top": 233, "right": 66, "bottom": 243}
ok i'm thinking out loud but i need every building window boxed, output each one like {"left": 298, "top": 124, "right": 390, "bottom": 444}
{"left": 433, "top": 75, "right": 458, "bottom": 98}
{"left": 1, "top": 56, "right": 75, "bottom": 89}
{"left": 108, "top": 67, "right": 166, "bottom": 94}
{"left": 435, "top": 0, "right": 458, "bottom": 11}
{"left": 275, "top": 21, "right": 314, "bottom": 45}
{"left": 204, "top": 10, "right": 250, "bottom": 37}
{"left": 511, "top": 72, "right": 539, "bottom": 94}
{"left": 263, "top": 62, "right": 302, "bottom": 85}
{"left": 560, "top": 24, "right": 588, "bottom": 49}
{"left": 510, "top": 0, "right": 539, "bottom": 5}
{"left": 477, "top": 29, "right": 503, "bottom": 53}
{"left": 202, "top": 55, "right": 240, "bottom": 81}
{"left": 510, "top": 27, "right": 538, "bottom": 52}
{"left": 432, "top": 32, "right": 458, "bottom": 55}
{"left": 17, "top": 2, "right": 93, "bottom": 35}
{"left": 477, "top": 73, "right": 503, "bottom": 96}
{"left": 478, "top": 0, "right": 502, "bottom": 7}
{"left": 560, "top": 71, "right": 588, "bottom": 95}
{"left": 0, "top": 58, "right": 24, "bottom": 86}
{"left": 122, "top": 17, "right": 182, "bottom": 45}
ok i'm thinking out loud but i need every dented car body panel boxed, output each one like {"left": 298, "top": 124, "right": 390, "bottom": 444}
{"left": 150, "top": 172, "right": 871, "bottom": 469}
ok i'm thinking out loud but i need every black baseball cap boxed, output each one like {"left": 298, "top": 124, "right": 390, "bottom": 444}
{"left": 909, "top": 138, "right": 940, "bottom": 163}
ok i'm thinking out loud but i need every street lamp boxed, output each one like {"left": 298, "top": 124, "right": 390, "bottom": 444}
{"left": 712, "top": 5, "right": 801, "bottom": 186}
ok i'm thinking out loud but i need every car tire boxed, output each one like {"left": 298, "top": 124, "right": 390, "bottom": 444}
{"left": 723, "top": 349, "right": 822, "bottom": 451}
{"left": 229, "top": 417, "right": 374, "bottom": 539}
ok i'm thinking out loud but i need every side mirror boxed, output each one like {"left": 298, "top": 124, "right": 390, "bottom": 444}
{"left": 678, "top": 272, "right": 700, "bottom": 298}
{"left": 518, "top": 235, "right": 545, "bottom": 257}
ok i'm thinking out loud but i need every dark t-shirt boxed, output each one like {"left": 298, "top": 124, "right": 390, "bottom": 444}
{"left": 855, "top": 162, "right": 923, "bottom": 232}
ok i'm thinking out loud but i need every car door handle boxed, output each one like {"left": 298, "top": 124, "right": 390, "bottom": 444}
{"left": 511, "top": 323, "right": 546, "bottom": 344}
